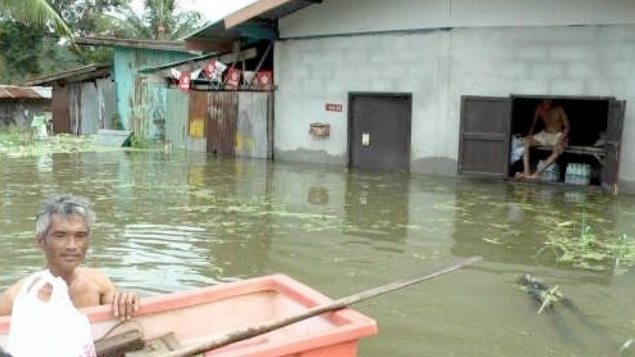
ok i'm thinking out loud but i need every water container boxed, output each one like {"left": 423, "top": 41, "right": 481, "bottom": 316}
{"left": 539, "top": 161, "right": 557, "bottom": 182}
{"left": 565, "top": 163, "right": 591, "bottom": 185}
{"left": 565, "top": 163, "right": 575, "bottom": 184}
{"left": 580, "top": 164, "right": 591, "bottom": 185}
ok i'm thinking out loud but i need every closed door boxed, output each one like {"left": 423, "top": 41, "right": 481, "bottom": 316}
{"left": 349, "top": 94, "right": 411, "bottom": 171}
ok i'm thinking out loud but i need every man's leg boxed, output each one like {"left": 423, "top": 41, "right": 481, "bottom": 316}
{"left": 517, "top": 136, "right": 536, "bottom": 179}
{"left": 529, "top": 139, "right": 564, "bottom": 179}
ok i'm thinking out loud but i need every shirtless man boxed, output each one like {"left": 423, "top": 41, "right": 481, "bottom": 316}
{"left": 0, "top": 194, "right": 139, "bottom": 319}
{"left": 516, "top": 99, "right": 570, "bottom": 180}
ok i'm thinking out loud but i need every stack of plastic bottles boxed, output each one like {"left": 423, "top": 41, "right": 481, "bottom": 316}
{"left": 539, "top": 161, "right": 560, "bottom": 182}
{"left": 564, "top": 162, "right": 591, "bottom": 185}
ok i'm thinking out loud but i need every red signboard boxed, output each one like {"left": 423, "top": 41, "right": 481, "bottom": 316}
{"left": 203, "top": 59, "right": 218, "bottom": 79}
{"left": 255, "top": 70, "right": 274, "bottom": 90}
{"left": 225, "top": 67, "right": 242, "bottom": 90}
{"left": 325, "top": 104, "right": 343, "bottom": 112}
{"left": 178, "top": 70, "right": 191, "bottom": 93}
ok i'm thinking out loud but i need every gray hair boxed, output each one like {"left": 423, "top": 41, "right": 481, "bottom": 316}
{"left": 35, "top": 194, "right": 96, "bottom": 239}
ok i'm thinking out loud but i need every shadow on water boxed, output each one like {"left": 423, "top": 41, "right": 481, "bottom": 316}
{"left": 2, "top": 151, "right": 635, "bottom": 356}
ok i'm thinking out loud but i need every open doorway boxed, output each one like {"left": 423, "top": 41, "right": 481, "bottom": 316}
{"left": 509, "top": 97, "right": 611, "bottom": 186}
{"left": 459, "top": 95, "right": 625, "bottom": 193}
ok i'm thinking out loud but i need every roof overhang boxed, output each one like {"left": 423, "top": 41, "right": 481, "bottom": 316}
{"left": 184, "top": 0, "right": 320, "bottom": 51}
{"left": 0, "top": 86, "right": 51, "bottom": 100}
{"left": 23, "top": 64, "right": 111, "bottom": 86}
{"left": 77, "top": 37, "right": 190, "bottom": 52}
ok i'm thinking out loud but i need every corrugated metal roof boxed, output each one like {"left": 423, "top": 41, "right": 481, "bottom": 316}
{"left": 23, "top": 64, "right": 111, "bottom": 86}
{"left": 0, "top": 85, "right": 52, "bottom": 99}
{"left": 184, "top": 0, "right": 318, "bottom": 51}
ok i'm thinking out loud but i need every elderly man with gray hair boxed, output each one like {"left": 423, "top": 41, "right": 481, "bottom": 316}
{"left": 0, "top": 193, "right": 140, "bottom": 319}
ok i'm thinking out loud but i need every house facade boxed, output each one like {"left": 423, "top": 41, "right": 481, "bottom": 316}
{"left": 77, "top": 37, "right": 199, "bottom": 141}
{"left": 272, "top": 0, "right": 635, "bottom": 192}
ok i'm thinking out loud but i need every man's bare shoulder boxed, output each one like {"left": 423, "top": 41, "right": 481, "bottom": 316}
{"left": 0, "top": 278, "right": 27, "bottom": 316}
{"left": 77, "top": 267, "right": 115, "bottom": 289}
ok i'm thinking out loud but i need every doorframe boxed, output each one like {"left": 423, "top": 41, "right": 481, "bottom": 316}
{"left": 347, "top": 92, "right": 413, "bottom": 170}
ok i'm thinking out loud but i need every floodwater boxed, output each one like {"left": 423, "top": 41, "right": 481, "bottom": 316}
{"left": 2, "top": 150, "right": 635, "bottom": 357}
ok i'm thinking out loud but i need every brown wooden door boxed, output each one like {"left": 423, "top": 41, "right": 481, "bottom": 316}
{"left": 602, "top": 100, "right": 626, "bottom": 194}
{"left": 207, "top": 92, "right": 238, "bottom": 156}
{"left": 459, "top": 96, "right": 511, "bottom": 177}
{"left": 349, "top": 93, "right": 411, "bottom": 171}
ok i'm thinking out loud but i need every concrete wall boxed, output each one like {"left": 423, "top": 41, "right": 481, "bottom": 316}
{"left": 280, "top": 0, "right": 635, "bottom": 38}
{"left": 273, "top": 24, "right": 635, "bottom": 191}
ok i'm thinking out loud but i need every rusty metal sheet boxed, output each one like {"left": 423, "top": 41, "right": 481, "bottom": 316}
{"left": 52, "top": 83, "right": 70, "bottom": 133}
{"left": 189, "top": 91, "right": 209, "bottom": 140}
{"left": 80, "top": 81, "right": 100, "bottom": 135}
{"left": 236, "top": 92, "right": 272, "bottom": 159}
{"left": 165, "top": 89, "right": 189, "bottom": 150}
{"left": 96, "top": 78, "right": 116, "bottom": 130}
{"left": 69, "top": 84, "right": 81, "bottom": 134}
{"left": 207, "top": 92, "right": 238, "bottom": 156}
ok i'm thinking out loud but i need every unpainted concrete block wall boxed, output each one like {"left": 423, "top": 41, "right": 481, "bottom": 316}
{"left": 274, "top": 25, "right": 635, "bottom": 187}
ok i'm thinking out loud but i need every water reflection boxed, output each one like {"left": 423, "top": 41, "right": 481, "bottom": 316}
{"left": 343, "top": 172, "right": 409, "bottom": 250}
{"left": 1, "top": 151, "right": 635, "bottom": 356}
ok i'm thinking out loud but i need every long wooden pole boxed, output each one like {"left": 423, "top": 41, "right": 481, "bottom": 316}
{"left": 159, "top": 256, "right": 483, "bottom": 357}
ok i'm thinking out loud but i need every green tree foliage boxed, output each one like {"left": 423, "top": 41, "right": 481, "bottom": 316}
{"left": 0, "top": 21, "right": 45, "bottom": 83}
{"left": 48, "top": 0, "right": 128, "bottom": 37}
{"left": 109, "top": 0, "right": 204, "bottom": 40}
{"left": 0, "top": 0, "right": 204, "bottom": 84}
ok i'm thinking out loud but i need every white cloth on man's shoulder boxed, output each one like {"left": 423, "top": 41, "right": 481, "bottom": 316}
{"left": 6, "top": 270, "right": 96, "bottom": 357}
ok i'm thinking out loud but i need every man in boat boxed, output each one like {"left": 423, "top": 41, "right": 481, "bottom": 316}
{"left": 0, "top": 194, "right": 140, "bottom": 319}
{"left": 515, "top": 99, "right": 570, "bottom": 180}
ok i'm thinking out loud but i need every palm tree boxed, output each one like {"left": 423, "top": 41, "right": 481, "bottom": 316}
{"left": 107, "top": 0, "right": 202, "bottom": 40}
{"left": 0, "top": 0, "right": 74, "bottom": 39}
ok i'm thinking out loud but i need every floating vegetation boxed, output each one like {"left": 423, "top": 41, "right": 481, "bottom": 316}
{"left": 0, "top": 129, "right": 156, "bottom": 156}
{"left": 537, "top": 222, "right": 635, "bottom": 275}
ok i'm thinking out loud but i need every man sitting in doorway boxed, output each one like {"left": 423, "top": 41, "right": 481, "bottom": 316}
{"left": 515, "top": 99, "right": 570, "bottom": 180}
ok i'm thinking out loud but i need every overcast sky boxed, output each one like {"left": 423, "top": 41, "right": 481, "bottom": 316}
{"left": 130, "top": 0, "right": 259, "bottom": 21}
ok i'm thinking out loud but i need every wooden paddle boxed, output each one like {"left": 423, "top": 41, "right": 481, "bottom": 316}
{"left": 160, "top": 255, "right": 483, "bottom": 357}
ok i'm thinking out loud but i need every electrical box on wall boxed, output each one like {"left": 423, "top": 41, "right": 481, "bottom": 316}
{"left": 309, "top": 122, "right": 330, "bottom": 137}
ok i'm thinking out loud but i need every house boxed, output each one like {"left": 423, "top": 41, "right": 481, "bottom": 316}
{"left": 76, "top": 36, "right": 275, "bottom": 157}
{"left": 183, "top": 0, "right": 635, "bottom": 194}
{"left": 76, "top": 37, "right": 201, "bottom": 141}
{"left": 0, "top": 85, "right": 51, "bottom": 128}
{"left": 23, "top": 64, "right": 113, "bottom": 135}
